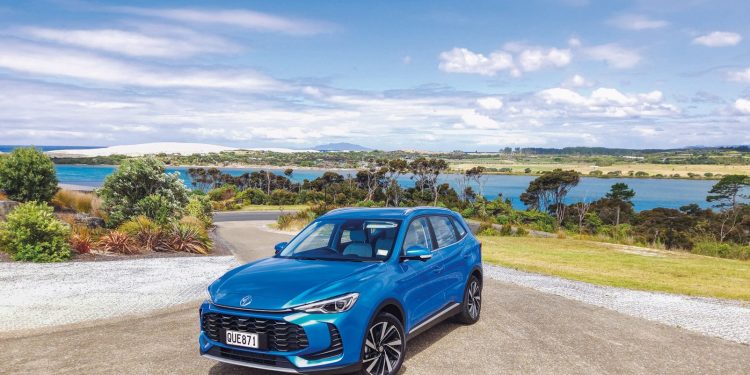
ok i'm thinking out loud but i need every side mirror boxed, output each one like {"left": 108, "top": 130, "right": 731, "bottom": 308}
{"left": 274, "top": 242, "right": 288, "bottom": 255}
{"left": 401, "top": 246, "right": 432, "bottom": 262}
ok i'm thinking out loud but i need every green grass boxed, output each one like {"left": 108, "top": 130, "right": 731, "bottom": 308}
{"left": 480, "top": 236, "right": 750, "bottom": 301}
{"left": 235, "top": 204, "right": 309, "bottom": 212}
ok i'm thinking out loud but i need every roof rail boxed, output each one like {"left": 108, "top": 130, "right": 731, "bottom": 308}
{"left": 323, "top": 207, "right": 356, "bottom": 215}
{"left": 403, "top": 206, "right": 451, "bottom": 214}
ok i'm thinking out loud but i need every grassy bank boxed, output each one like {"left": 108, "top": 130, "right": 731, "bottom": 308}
{"left": 449, "top": 161, "right": 749, "bottom": 179}
{"left": 480, "top": 236, "right": 750, "bottom": 301}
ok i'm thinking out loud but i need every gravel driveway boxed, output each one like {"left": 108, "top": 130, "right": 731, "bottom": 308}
{"left": 0, "top": 256, "right": 238, "bottom": 332}
{"left": 485, "top": 265, "right": 750, "bottom": 345}
{"left": 2, "top": 216, "right": 749, "bottom": 375}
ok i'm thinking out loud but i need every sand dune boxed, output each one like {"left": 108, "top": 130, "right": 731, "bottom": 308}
{"left": 48, "top": 142, "right": 317, "bottom": 156}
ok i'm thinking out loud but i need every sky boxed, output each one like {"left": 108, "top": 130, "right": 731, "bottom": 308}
{"left": 1, "top": 0, "right": 749, "bottom": 151}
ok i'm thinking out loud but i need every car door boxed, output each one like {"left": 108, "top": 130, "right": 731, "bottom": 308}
{"left": 397, "top": 217, "right": 446, "bottom": 330}
{"left": 426, "top": 215, "right": 463, "bottom": 305}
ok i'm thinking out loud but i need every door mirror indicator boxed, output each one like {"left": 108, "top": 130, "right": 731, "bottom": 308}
{"left": 274, "top": 242, "right": 288, "bottom": 254}
{"left": 401, "top": 246, "right": 432, "bottom": 261}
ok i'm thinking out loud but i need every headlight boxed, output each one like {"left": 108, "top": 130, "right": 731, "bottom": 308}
{"left": 205, "top": 288, "right": 213, "bottom": 303}
{"left": 293, "top": 293, "right": 359, "bottom": 314}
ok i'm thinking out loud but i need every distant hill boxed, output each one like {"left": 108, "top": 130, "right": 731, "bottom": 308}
{"left": 313, "top": 142, "right": 372, "bottom": 151}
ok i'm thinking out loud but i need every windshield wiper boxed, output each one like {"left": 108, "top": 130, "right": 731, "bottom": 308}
{"left": 292, "top": 256, "right": 337, "bottom": 261}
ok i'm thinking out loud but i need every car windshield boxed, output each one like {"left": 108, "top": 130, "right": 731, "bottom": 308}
{"left": 277, "top": 218, "right": 402, "bottom": 261}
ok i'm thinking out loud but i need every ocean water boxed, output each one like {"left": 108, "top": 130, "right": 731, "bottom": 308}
{"left": 54, "top": 165, "right": 717, "bottom": 211}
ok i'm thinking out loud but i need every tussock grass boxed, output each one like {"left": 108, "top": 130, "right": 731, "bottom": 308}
{"left": 481, "top": 236, "right": 750, "bottom": 301}
{"left": 52, "top": 190, "right": 97, "bottom": 214}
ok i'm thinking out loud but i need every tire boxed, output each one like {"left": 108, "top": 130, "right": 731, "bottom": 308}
{"left": 455, "top": 275, "right": 482, "bottom": 324}
{"left": 360, "top": 312, "right": 406, "bottom": 375}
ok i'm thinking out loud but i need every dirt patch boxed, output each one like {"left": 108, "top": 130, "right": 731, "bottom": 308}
{"left": 598, "top": 243, "right": 669, "bottom": 257}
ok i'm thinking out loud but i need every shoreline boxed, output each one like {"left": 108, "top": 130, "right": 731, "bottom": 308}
{"left": 53, "top": 162, "right": 727, "bottom": 181}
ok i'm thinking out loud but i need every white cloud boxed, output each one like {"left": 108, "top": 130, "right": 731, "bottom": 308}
{"left": 477, "top": 97, "right": 504, "bottom": 110}
{"left": 568, "top": 37, "right": 582, "bottom": 47}
{"left": 112, "top": 7, "right": 332, "bottom": 35}
{"left": 0, "top": 40, "right": 282, "bottom": 90}
{"left": 18, "top": 27, "right": 238, "bottom": 58}
{"left": 438, "top": 47, "right": 514, "bottom": 76}
{"left": 537, "top": 87, "right": 676, "bottom": 118}
{"left": 402, "top": 55, "right": 412, "bottom": 64}
{"left": 563, "top": 74, "right": 593, "bottom": 88}
{"left": 607, "top": 14, "right": 668, "bottom": 30}
{"left": 735, "top": 99, "right": 750, "bottom": 115}
{"left": 584, "top": 44, "right": 641, "bottom": 69}
{"left": 517, "top": 47, "right": 571, "bottom": 72}
{"left": 728, "top": 67, "right": 750, "bottom": 83}
{"left": 439, "top": 44, "right": 570, "bottom": 76}
{"left": 693, "top": 31, "right": 742, "bottom": 47}
{"left": 461, "top": 111, "right": 500, "bottom": 129}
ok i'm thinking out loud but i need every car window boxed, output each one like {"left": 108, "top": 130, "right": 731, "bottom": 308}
{"left": 279, "top": 219, "right": 401, "bottom": 261}
{"left": 293, "top": 222, "right": 335, "bottom": 253}
{"left": 429, "top": 216, "right": 458, "bottom": 248}
{"left": 452, "top": 217, "right": 467, "bottom": 238}
{"left": 402, "top": 218, "right": 432, "bottom": 251}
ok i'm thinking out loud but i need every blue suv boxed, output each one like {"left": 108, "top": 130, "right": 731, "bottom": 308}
{"left": 199, "top": 207, "right": 483, "bottom": 374}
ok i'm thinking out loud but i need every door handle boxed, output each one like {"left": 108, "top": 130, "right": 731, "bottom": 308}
{"left": 461, "top": 250, "right": 471, "bottom": 259}
{"left": 431, "top": 265, "right": 444, "bottom": 273}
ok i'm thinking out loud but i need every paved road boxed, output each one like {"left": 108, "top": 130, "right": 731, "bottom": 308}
{"left": 213, "top": 211, "right": 286, "bottom": 223}
{"left": 2, "top": 214, "right": 750, "bottom": 374}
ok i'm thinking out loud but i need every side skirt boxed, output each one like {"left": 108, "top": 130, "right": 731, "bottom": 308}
{"left": 406, "top": 302, "right": 461, "bottom": 340}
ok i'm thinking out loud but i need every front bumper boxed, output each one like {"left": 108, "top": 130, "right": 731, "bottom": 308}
{"left": 198, "top": 301, "right": 366, "bottom": 374}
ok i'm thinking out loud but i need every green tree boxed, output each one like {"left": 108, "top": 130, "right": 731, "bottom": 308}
{"left": 606, "top": 183, "right": 636, "bottom": 204}
{"left": 409, "top": 157, "right": 448, "bottom": 206}
{"left": 97, "top": 158, "right": 189, "bottom": 227}
{"left": 520, "top": 169, "right": 580, "bottom": 225}
{"left": 0, "top": 147, "right": 58, "bottom": 203}
{"left": 706, "top": 175, "right": 749, "bottom": 208}
{"left": 706, "top": 175, "right": 750, "bottom": 242}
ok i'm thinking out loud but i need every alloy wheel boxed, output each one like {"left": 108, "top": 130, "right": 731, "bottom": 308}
{"left": 467, "top": 280, "right": 481, "bottom": 319}
{"left": 363, "top": 321, "right": 403, "bottom": 375}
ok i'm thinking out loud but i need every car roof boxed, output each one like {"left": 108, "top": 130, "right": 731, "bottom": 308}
{"left": 320, "top": 206, "right": 456, "bottom": 220}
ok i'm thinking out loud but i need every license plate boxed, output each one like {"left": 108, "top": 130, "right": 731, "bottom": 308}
{"left": 225, "top": 330, "right": 259, "bottom": 349}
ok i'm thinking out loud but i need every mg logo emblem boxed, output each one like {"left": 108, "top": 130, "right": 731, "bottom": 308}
{"left": 240, "top": 295, "right": 253, "bottom": 307}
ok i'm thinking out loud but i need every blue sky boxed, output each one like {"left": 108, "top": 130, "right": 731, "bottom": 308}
{"left": 1, "top": 0, "right": 749, "bottom": 150}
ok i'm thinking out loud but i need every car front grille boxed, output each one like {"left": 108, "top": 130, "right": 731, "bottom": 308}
{"left": 302, "top": 324, "right": 344, "bottom": 360}
{"left": 206, "top": 346, "right": 295, "bottom": 369}
{"left": 202, "top": 312, "right": 309, "bottom": 352}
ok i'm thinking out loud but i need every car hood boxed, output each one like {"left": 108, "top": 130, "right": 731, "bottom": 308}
{"left": 210, "top": 257, "right": 381, "bottom": 310}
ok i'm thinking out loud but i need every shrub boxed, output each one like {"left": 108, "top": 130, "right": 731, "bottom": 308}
{"left": 277, "top": 209, "right": 315, "bottom": 231}
{"left": 98, "top": 231, "right": 138, "bottom": 254}
{"left": 118, "top": 216, "right": 162, "bottom": 251}
{"left": 135, "top": 194, "right": 175, "bottom": 225}
{"left": 0, "top": 147, "right": 58, "bottom": 203}
{"left": 499, "top": 223, "right": 513, "bottom": 236}
{"left": 269, "top": 189, "right": 298, "bottom": 205}
{"left": 159, "top": 222, "right": 211, "bottom": 254}
{"left": 515, "top": 227, "right": 528, "bottom": 236}
{"left": 208, "top": 185, "right": 237, "bottom": 202}
{"left": 692, "top": 240, "right": 750, "bottom": 261}
{"left": 69, "top": 227, "right": 94, "bottom": 254}
{"left": 0, "top": 191, "right": 7, "bottom": 200}
{"left": 0, "top": 202, "right": 71, "bottom": 262}
{"left": 52, "top": 190, "right": 95, "bottom": 214}
{"left": 185, "top": 195, "right": 213, "bottom": 228}
{"left": 235, "top": 188, "right": 267, "bottom": 205}
{"left": 98, "top": 158, "right": 189, "bottom": 227}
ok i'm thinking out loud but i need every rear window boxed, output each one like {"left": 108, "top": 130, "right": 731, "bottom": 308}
{"left": 429, "top": 216, "right": 458, "bottom": 248}
{"left": 452, "top": 217, "right": 467, "bottom": 238}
